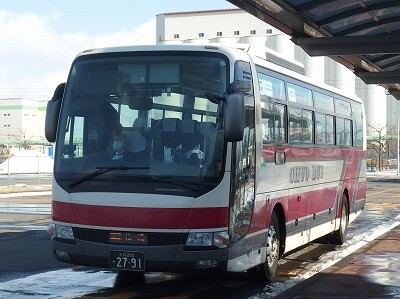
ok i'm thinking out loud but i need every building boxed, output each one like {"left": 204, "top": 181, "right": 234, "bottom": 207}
{"left": 156, "top": 8, "right": 400, "bottom": 139}
{"left": 0, "top": 98, "right": 47, "bottom": 146}
{"left": 156, "top": 9, "right": 274, "bottom": 43}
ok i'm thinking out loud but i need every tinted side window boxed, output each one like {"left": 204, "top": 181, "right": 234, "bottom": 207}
{"left": 261, "top": 103, "right": 287, "bottom": 143}
{"left": 287, "top": 83, "right": 313, "bottom": 107}
{"left": 289, "top": 108, "right": 313, "bottom": 144}
{"left": 316, "top": 113, "right": 326, "bottom": 145}
{"left": 326, "top": 115, "right": 335, "bottom": 145}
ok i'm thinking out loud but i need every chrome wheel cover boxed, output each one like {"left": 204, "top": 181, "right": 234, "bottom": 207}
{"left": 266, "top": 226, "right": 279, "bottom": 267}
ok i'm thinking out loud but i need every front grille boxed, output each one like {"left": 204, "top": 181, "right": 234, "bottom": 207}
{"left": 75, "top": 227, "right": 184, "bottom": 246}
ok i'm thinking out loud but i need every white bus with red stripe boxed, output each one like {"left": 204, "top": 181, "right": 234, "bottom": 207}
{"left": 45, "top": 44, "right": 366, "bottom": 281}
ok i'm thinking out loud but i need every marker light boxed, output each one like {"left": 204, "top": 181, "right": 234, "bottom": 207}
{"left": 212, "top": 231, "right": 229, "bottom": 248}
{"left": 47, "top": 223, "right": 55, "bottom": 237}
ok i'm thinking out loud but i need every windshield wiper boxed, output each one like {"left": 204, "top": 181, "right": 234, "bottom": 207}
{"left": 117, "top": 175, "right": 201, "bottom": 192}
{"left": 69, "top": 165, "right": 149, "bottom": 188}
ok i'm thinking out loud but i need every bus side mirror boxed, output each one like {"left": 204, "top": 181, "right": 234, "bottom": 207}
{"left": 227, "top": 80, "right": 251, "bottom": 95}
{"left": 224, "top": 92, "right": 244, "bottom": 142}
{"left": 45, "top": 83, "right": 65, "bottom": 142}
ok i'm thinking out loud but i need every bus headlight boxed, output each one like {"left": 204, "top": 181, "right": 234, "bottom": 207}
{"left": 185, "top": 231, "right": 229, "bottom": 248}
{"left": 55, "top": 224, "right": 74, "bottom": 240}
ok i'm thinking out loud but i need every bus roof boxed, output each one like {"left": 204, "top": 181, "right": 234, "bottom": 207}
{"left": 75, "top": 43, "right": 363, "bottom": 104}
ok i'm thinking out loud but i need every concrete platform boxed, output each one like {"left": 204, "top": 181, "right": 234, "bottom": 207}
{"left": 275, "top": 225, "right": 400, "bottom": 298}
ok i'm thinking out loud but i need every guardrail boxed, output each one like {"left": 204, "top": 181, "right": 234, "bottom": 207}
{"left": 0, "top": 154, "right": 53, "bottom": 188}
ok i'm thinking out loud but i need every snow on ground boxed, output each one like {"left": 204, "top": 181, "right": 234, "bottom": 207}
{"left": 366, "top": 168, "right": 400, "bottom": 178}
{"left": 0, "top": 269, "right": 115, "bottom": 299}
{"left": 0, "top": 150, "right": 53, "bottom": 174}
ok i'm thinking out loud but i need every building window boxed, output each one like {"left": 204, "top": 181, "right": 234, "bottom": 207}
{"left": 234, "top": 30, "right": 240, "bottom": 36}
{"left": 199, "top": 33, "right": 204, "bottom": 37}
{"left": 250, "top": 30, "right": 256, "bottom": 35}
{"left": 266, "top": 29, "right": 273, "bottom": 34}
{"left": 174, "top": 34, "right": 179, "bottom": 39}
{"left": 217, "top": 31, "right": 222, "bottom": 37}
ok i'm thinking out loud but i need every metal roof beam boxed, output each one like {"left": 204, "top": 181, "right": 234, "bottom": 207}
{"left": 388, "top": 89, "right": 400, "bottom": 101}
{"left": 356, "top": 71, "right": 400, "bottom": 84}
{"left": 292, "top": 33, "right": 400, "bottom": 56}
{"left": 317, "top": 2, "right": 400, "bottom": 27}
{"left": 337, "top": 17, "right": 399, "bottom": 36}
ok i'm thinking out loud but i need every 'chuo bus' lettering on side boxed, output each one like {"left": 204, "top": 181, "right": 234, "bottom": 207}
{"left": 289, "top": 165, "right": 324, "bottom": 183}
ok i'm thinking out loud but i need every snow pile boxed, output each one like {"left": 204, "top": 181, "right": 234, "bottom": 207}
{"left": 367, "top": 168, "right": 400, "bottom": 178}
{"left": 0, "top": 150, "right": 53, "bottom": 174}
{"left": 0, "top": 268, "right": 115, "bottom": 299}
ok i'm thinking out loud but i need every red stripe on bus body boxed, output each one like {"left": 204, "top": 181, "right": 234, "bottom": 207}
{"left": 52, "top": 201, "right": 229, "bottom": 229}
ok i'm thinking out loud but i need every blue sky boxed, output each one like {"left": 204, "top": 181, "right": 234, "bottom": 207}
{"left": 0, "top": 0, "right": 236, "bottom": 100}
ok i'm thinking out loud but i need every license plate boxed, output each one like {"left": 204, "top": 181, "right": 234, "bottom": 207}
{"left": 109, "top": 250, "right": 145, "bottom": 271}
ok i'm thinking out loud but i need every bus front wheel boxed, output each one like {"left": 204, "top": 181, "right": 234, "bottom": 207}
{"left": 247, "top": 211, "right": 280, "bottom": 281}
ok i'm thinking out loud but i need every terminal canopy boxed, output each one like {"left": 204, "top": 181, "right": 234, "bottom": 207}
{"left": 228, "top": 0, "right": 400, "bottom": 100}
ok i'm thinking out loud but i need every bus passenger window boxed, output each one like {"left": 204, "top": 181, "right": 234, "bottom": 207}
{"left": 258, "top": 73, "right": 286, "bottom": 101}
{"left": 315, "top": 113, "right": 326, "bottom": 145}
{"left": 287, "top": 83, "right": 313, "bottom": 107}
{"left": 302, "top": 110, "right": 313, "bottom": 144}
{"left": 275, "top": 104, "right": 286, "bottom": 143}
{"left": 336, "top": 117, "right": 345, "bottom": 146}
{"left": 344, "top": 119, "right": 352, "bottom": 146}
{"left": 326, "top": 115, "right": 335, "bottom": 145}
{"left": 261, "top": 114, "right": 273, "bottom": 141}
{"left": 261, "top": 103, "right": 286, "bottom": 143}
{"left": 261, "top": 102, "right": 274, "bottom": 142}
{"left": 289, "top": 108, "right": 302, "bottom": 143}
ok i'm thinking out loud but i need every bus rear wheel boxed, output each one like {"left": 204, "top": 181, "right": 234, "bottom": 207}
{"left": 247, "top": 211, "right": 280, "bottom": 282}
{"left": 329, "top": 194, "right": 349, "bottom": 245}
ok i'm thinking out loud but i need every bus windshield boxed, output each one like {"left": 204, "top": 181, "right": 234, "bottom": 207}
{"left": 54, "top": 52, "right": 229, "bottom": 193}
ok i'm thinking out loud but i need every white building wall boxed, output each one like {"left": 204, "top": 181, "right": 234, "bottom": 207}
{"left": 364, "top": 85, "right": 387, "bottom": 136}
{"left": 386, "top": 95, "right": 400, "bottom": 133}
{"left": 295, "top": 46, "right": 325, "bottom": 84}
{"left": 156, "top": 9, "right": 279, "bottom": 44}
{"left": 266, "top": 34, "right": 294, "bottom": 60}
{"left": 0, "top": 98, "right": 47, "bottom": 144}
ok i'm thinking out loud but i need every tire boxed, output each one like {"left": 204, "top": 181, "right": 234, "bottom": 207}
{"left": 330, "top": 194, "right": 349, "bottom": 245}
{"left": 247, "top": 211, "right": 280, "bottom": 281}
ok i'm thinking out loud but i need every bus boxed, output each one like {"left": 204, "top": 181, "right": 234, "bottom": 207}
{"left": 45, "top": 44, "right": 366, "bottom": 281}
